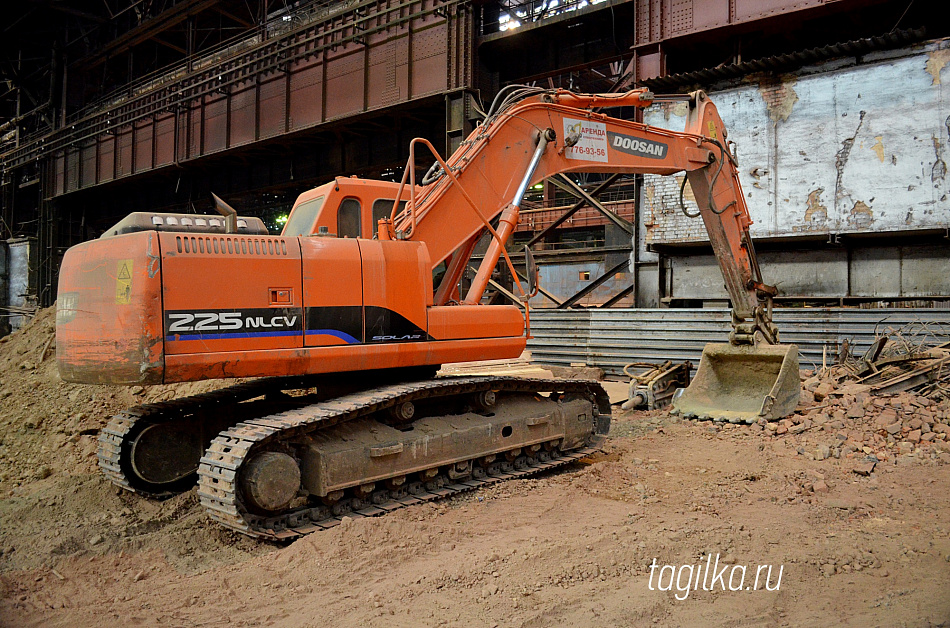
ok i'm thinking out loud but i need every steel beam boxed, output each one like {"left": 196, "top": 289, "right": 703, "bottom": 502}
{"left": 3, "top": 0, "right": 473, "bottom": 193}
{"left": 487, "top": 277, "right": 525, "bottom": 309}
{"left": 599, "top": 284, "right": 634, "bottom": 308}
{"left": 525, "top": 173, "right": 621, "bottom": 247}
{"left": 75, "top": 0, "right": 222, "bottom": 71}
{"left": 548, "top": 173, "right": 634, "bottom": 235}
{"left": 466, "top": 261, "right": 567, "bottom": 307}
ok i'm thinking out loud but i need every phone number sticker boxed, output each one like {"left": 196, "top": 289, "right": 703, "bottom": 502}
{"left": 563, "top": 117, "right": 609, "bottom": 163}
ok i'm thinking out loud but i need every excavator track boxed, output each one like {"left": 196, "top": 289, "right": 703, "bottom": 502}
{"left": 97, "top": 376, "right": 351, "bottom": 496}
{"left": 197, "top": 376, "right": 610, "bottom": 540}
{"left": 99, "top": 380, "right": 266, "bottom": 495}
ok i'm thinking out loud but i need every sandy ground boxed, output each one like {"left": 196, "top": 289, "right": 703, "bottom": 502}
{"left": 1, "top": 312, "right": 949, "bottom": 627}
{"left": 2, "top": 412, "right": 949, "bottom": 627}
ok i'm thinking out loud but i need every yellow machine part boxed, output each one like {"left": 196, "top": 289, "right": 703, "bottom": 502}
{"left": 671, "top": 343, "right": 800, "bottom": 423}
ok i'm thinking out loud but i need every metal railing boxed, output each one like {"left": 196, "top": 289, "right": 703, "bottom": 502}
{"left": 1, "top": 0, "right": 464, "bottom": 171}
{"left": 67, "top": 0, "right": 359, "bottom": 123}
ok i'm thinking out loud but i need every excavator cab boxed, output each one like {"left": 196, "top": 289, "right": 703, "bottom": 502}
{"left": 281, "top": 178, "right": 410, "bottom": 240}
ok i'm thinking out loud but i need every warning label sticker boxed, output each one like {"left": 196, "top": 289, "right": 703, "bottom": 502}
{"left": 562, "top": 117, "right": 608, "bottom": 163}
{"left": 115, "top": 259, "right": 133, "bottom": 305}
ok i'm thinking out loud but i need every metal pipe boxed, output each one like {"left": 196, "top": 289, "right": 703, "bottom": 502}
{"left": 554, "top": 88, "right": 654, "bottom": 109}
{"left": 211, "top": 192, "right": 239, "bottom": 234}
{"left": 512, "top": 129, "right": 554, "bottom": 207}
{"left": 649, "top": 94, "right": 694, "bottom": 102}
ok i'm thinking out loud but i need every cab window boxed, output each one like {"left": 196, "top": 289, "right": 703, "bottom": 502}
{"left": 283, "top": 196, "right": 325, "bottom": 236}
{"left": 338, "top": 198, "right": 361, "bottom": 238}
{"left": 372, "top": 198, "right": 407, "bottom": 236}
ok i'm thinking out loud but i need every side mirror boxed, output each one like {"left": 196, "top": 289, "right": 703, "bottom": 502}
{"left": 523, "top": 246, "right": 539, "bottom": 300}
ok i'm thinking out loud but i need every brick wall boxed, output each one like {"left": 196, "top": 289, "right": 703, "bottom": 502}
{"left": 642, "top": 172, "right": 706, "bottom": 245}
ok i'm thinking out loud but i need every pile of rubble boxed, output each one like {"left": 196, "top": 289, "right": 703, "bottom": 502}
{"left": 834, "top": 320, "right": 950, "bottom": 402}
{"left": 783, "top": 322, "right": 950, "bottom": 471}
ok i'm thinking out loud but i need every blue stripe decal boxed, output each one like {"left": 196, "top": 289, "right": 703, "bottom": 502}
{"left": 305, "top": 329, "right": 362, "bottom": 344}
{"left": 167, "top": 329, "right": 364, "bottom": 343}
{"left": 166, "top": 330, "right": 301, "bottom": 341}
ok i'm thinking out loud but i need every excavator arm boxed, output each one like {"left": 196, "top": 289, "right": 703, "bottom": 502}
{"left": 380, "top": 86, "right": 799, "bottom": 422}
{"left": 379, "top": 87, "right": 778, "bottom": 346}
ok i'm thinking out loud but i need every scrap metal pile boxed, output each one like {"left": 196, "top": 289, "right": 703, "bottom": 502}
{"left": 789, "top": 320, "right": 950, "bottom": 472}
{"left": 825, "top": 320, "right": 950, "bottom": 402}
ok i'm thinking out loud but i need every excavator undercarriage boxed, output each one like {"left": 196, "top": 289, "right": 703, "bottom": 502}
{"left": 99, "top": 374, "right": 610, "bottom": 539}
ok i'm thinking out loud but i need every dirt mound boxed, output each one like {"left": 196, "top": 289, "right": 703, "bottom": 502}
{"left": 3, "top": 411, "right": 948, "bottom": 627}
{"left": 0, "top": 306, "right": 228, "bottom": 491}
{"left": 0, "top": 307, "right": 256, "bottom": 574}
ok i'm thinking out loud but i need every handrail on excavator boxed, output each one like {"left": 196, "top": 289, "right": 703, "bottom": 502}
{"left": 381, "top": 136, "right": 530, "bottom": 303}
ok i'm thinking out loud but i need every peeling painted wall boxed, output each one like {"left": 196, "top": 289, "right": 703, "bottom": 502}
{"left": 642, "top": 40, "right": 950, "bottom": 244}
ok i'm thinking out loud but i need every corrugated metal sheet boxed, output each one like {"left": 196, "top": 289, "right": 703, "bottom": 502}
{"left": 527, "top": 308, "right": 950, "bottom": 377}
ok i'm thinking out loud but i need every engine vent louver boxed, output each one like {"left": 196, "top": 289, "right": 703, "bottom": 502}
{"left": 175, "top": 235, "right": 289, "bottom": 256}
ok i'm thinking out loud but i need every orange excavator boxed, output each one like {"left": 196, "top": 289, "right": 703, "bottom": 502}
{"left": 55, "top": 87, "right": 798, "bottom": 539}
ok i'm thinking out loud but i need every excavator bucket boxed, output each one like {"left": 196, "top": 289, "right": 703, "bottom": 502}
{"left": 671, "top": 343, "right": 800, "bottom": 423}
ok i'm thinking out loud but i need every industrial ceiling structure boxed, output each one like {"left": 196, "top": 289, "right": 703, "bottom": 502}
{"left": 0, "top": 0, "right": 942, "bottom": 310}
